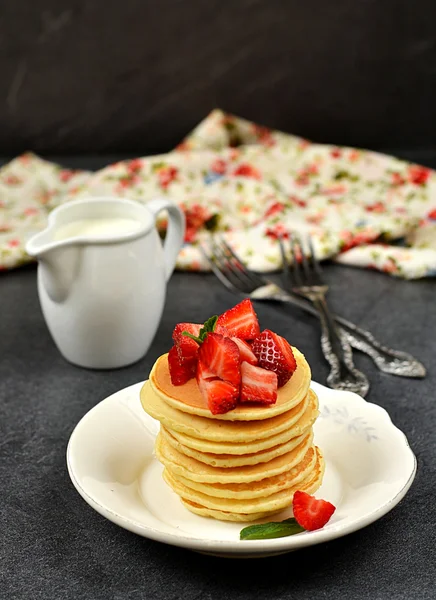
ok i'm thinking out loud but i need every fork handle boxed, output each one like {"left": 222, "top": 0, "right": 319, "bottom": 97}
{"left": 312, "top": 295, "right": 370, "bottom": 397}
{"left": 273, "top": 288, "right": 425, "bottom": 378}
{"left": 334, "top": 316, "right": 426, "bottom": 378}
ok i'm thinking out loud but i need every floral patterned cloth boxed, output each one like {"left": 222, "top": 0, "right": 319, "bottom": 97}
{"left": 1, "top": 109, "right": 436, "bottom": 278}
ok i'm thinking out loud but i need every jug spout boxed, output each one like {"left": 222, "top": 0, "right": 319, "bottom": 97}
{"left": 26, "top": 231, "right": 81, "bottom": 303}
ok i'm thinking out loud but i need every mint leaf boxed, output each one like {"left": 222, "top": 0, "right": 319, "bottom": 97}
{"left": 200, "top": 315, "right": 218, "bottom": 336}
{"left": 240, "top": 518, "right": 305, "bottom": 540}
{"left": 182, "top": 315, "right": 218, "bottom": 345}
{"left": 182, "top": 332, "right": 203, "bottom": 344}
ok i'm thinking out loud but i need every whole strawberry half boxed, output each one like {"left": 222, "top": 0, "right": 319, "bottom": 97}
{"left": 251, "top": 329, "right": 297, "bottom": 387}
{"left": 292, "top": 491, "right": 336, "bottom": 531}
{"left": 240, "top": 361, "right": 277, "bottom": 405}
{"left": 198, "top": 333, "right": 241, "bottom": 387}
{"left": 217, "top": 298, "right": 260, "bottom": 341}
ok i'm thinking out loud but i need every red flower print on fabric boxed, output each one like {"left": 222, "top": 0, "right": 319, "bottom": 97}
{"left": 182, "top": 203, "right": 213, "bottom": 243}
{"left": 408, "top": 165, "right": 431, "bottom": 185}
{"left": 3, "top": 174, "right": 22, "bottom": 185}
{"left": 339, "top": 229, "right": 378, "bottom": 251}
{"left": 158, "top": 166, "right": 178, "bottom": 189}
{"left": 59, "top": 170, "right": 77, "bottom": 183}
{"left": 295, "top": 164, "right": 318, "bottom": 186}
{"left": 252, "top": 125, "right": 275, "bottom": 147}
{"left": 265, "top": 223, "right": 290, "bottom": 240}
{"left": 232, "top": 164, "right": 262, "bottom": 180}
{"left": 289, "top": 195, "right": 307, "bottom": 208}
{"left": 127, "top": 159, "right": 143, "bottom": 174}
{"left": 391, "top": 172, "right": 406, "bottom": 186}
{"left": 24, "top": 207, "right": 38, "bottom": 216}
{"left": 211, "top": 159, "right": 227, "bottom": 175}
{"left": 365, "top": 202, "right": 386, "bottom": 213}
{"left": 264, "top": 201, "right": 286, "bottom": 219}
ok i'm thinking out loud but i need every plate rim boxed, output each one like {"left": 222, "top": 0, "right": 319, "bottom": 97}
{"left": 66, "top": 381, "right": 417, "bottom": 554}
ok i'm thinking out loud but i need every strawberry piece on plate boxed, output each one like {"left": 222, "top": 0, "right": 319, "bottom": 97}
{"left": 292, "top": 491, "right": 336, "bottom": 531}
{"left": 231, "top": 337, "right": 258, "bottom": 365}
{"left": 217, "top": 299, "right": 260, "bottom": 341}
{"left": 172, "top": 322, "right": 202, "bottom": 362}
{"left": 198, "top": 333, "right": 241, "bottom": 387}
{"left": 251, "top": 329, "right": 297, "bottom": 387}
{"left": 240, "top": 361, "right": 278, "bottom": 405}
{"left": 196, "top": 360, "right": 239, "bottom": 415}
{"left": 168, "top": 345, "right": 196, "bottom": 386}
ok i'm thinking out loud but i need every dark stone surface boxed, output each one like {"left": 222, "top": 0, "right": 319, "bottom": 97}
{"left": 1, "top": 156, "right": 435, "bottom": 599}
{"left": 1, "top": 0, "right": 436, "bottom": 155}
{"left": 1, "top": 264, "right": 436, "bottom": 600}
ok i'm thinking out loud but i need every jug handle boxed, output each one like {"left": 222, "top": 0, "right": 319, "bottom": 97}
{"left": 147, "top": 198, "right": 185, "bottom": 281}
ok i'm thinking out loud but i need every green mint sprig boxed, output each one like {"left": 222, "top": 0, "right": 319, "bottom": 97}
{"left": 240, "top": 518, "right": 305, "bottom": 540}
{"left": 182, "top": 315, "right": 218, "bottom": 345}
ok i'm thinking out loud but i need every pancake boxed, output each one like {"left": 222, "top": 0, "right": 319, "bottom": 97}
{"left": 167, "top": 420, "right": 306, "bottom": 455}
{"left": 180, "top": 501, "right": 272, "bottom": 523}
{"left": 163, "top": 447, "right": 324, "bottom": 517}
{"left": 180, "top": 463, "right": 323, "bottom": 521}
{"left": 141, "top": 380, "right": 312, "bottom": 442}
{"left": 164, "top": 393, "right": 312, "bottom": 455}
{"left": 170, "top": 446, "right": 317, "bottom": 499}
{"left": 149, "top": 347, "right": 311, "bottom": 421}
{"left": 155, "top": 430, "right": 314, "bottom": 484}
{"left": 159, "top": 391, "right": 318, "bottom": 468}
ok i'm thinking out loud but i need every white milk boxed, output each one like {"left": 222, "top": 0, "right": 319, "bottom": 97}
{"left": 54, "top": 217, "right": 142, "bottom": 241}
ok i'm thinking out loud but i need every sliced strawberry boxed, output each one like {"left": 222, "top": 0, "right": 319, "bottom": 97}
{"left": 251, "top": 329, "right": 297, "bottom": 387}
{"left": 196, "top": 360, "right": 238, "bottom": 415}
{"left": 172, "top": 322, "right": 201, "bottom": 362}
{"left": 216, "top": 299, "right": 260, "bottom": 340}
{"left": 292, "top": 491, "right": 336, "bottom": 531}
{"left": 168, "top": 346, "right": 195, "bottom": 385}
{"left": 231, "top": 337, "right": 258, "bottom": 365}
{"left": 198, "top": 333, "right": 241, "bottom": 387}
{"left": 215, "top": 324, "right": 230, "bottom": 337}
{"left": 240, "top": 361, "right": 277, "bottom": 405}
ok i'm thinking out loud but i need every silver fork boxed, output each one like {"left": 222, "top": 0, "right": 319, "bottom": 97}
{"left": 282, "top": 234, "right": 369, "bottom": 396}
{"left": 200, "top": 236, "right": 426, "bottom": 382}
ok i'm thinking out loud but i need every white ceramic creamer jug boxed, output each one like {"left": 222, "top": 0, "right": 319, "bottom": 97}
{"left": 25, "top": 196, "right": 185, "bottom": 369}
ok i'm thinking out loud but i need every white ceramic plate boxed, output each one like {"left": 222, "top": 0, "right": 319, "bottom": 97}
{"left": 67, "top": 381, "right": 416, "bottom": 558}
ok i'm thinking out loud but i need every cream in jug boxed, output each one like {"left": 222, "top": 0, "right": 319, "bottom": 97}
{"left": 53, "top": 217, "right": 142, "bottom": 241}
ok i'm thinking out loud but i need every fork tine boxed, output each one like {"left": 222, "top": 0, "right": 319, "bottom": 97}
{"left": 277, "top": 234, "right": 293, "bottom": 287}
{"left": 211, "top": 237, "right": 253, "bottom": 292}
{"left": 215, "top": 237, "right": 257, "bottom": 290}
{"left": 210, "top": 238, "right": 250, "bottom": 290}
{"left": 290, "top": 235, "right": 303, "bottom": 287}
{"left": 295, "top": 234, "right": 313, "bottom": 285}
{"left": 199, "top": 244, "right": 242, "bottom": 294}
{"left": 217, "top": 236, "right": 266, "bottom": 289}
{"left": 308, "top": 235, "right": 323, "bottom": 284}
{"left": 206, "top": 237, "right": 256, "bottom": 295}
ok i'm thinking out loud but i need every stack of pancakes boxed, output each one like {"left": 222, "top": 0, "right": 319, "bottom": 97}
{"left": 140, "top": 347, "right": 324, "bottom": 522}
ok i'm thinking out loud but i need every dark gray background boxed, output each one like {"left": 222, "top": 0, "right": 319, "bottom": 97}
{"left": 1, "top": 0, "right": 436, "bottom": 156}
